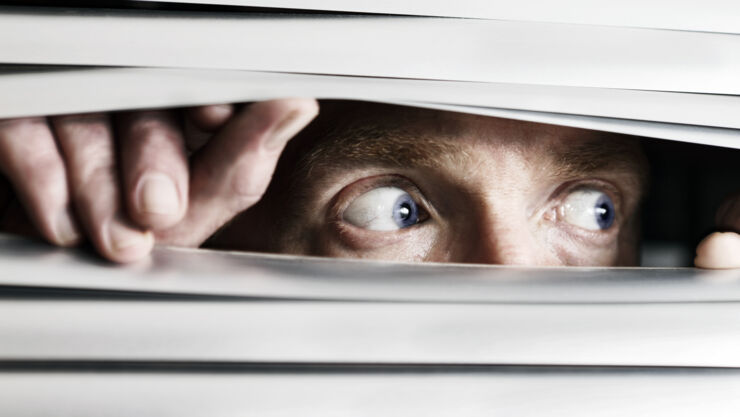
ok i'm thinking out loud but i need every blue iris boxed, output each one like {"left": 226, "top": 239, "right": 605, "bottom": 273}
{"left": 392, "top": 193, "right": 419, "bottom": 228}
{"left": 594, "top": 194, "right": 615, "bottom": 230}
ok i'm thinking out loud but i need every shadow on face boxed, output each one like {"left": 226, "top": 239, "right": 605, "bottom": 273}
{"left": 208, "top": 101, "right": 650, "bottom": 267}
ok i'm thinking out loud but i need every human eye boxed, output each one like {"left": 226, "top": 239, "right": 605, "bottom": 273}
{"left": 559, "top": 188, "right": 616, "bottom": 231}
{"left": 326, "top": 175, "right": 436, "bottom": 255}
{"left": 343, "top": 186, "right": 425, "bottom": 231}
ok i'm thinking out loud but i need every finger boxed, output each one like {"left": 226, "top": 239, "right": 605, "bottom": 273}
{"left": 184, "top": 104, "right": 234, "bottom": 152}
{"left": 52, "top": 113, "right": 153, "bottom": 263}
{"left": 116, "top": 110, "right": 188, "bottom": 230}
{"left": 0, "top": 117, "right": 81, "bottom": 246}
{"left": 157, "top": 98, "right": 318, "bottom": 246}
{"left": 716, "top": 194, "right": 740, "bottom": 231}
{"left": 695, "top": 231, "right": 740, "bottom": 269}
{"left": 187, "top": 104, "right": 234, "bottom": 131}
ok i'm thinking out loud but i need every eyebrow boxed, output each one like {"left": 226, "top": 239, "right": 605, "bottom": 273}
{"left": 263, "top": 115, "right": 652, "bottom": 241}
{"left": 295, "top": 123, "right": 468, "bottom": 177}
{"left": 296, "top": 118, "right": 644, "bottom": 175}
{"left": 549, "top": 135, "right": 649, "bottom": 186}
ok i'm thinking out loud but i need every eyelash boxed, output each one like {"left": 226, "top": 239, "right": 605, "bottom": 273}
{"left": 330, "top": 175, "right": 432, "bottom": 230}
{"left": 547, "top": 180, "right": 623, "bottom": 237}
{"left": 328, "top": 175, "right": 622, "bottom": 249}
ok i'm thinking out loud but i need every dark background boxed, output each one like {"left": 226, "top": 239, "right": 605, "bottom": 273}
{"left": 641, "top": 139, "right": 740, "bottom": 266}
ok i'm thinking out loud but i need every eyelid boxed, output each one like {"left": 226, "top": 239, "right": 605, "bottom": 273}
{"left": 329, "top": 174, "right": 434, "bottom": 229}
{"left": 545, "top": 180, "right": 623, "bottom": 237}
{"left": 324, "top": 174, "right": 437, "bottom": 252}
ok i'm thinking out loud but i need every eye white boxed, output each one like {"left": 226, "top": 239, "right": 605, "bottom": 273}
{"left": 343, "top": 187, "right": 408, "bottom": 231}
{"left": 560, "top": 189, "right": 615, "bottom": 231}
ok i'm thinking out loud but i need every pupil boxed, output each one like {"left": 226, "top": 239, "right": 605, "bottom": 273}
{"left": 393, "top": 194, "right": 419, "bottom": 228}
{"left": 594, "top": 194, "right": 615, "bottom": 230}
{"left": 597, "top": 204, "right": 609, "bottom": 219}
{"left": 399, "top": 203, "right": 411, "bottom": 220}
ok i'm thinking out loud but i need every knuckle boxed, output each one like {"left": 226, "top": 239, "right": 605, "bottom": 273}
{"left": 54, "top": 114, "right": 111, "bottom": 140}
{"left": 226, "top": 160, "right": 274, "bottom": 207}
{"left": 126, "top": 116, "right": 180, "bottom": 148}
{"left": 229, "top": 182, "right": 268, "bottom": 208}
{"left": 72, "top": 195, "right": 115, "bottom": 233}
{"left": 16, "top": 158, "right": 67, "bottom": 212}
{"left": 54, "top": 113, "right": 107, "bottom": 124}
{"left": 72, "top": 166, "right": 116, "bottom": 208}
{"left": 229, "top": 180, "right": 266, "bottom": 208}
{"left": 73, "top": 147, "right": 115, "bottom": 184}
{"left": 189, "top": 105, "right": 221, "bottom": 127}
{"left": 76, "top": 119, "right": 111, "bottom": 141}
{"left": 260, "top": 99, "right": 318, "bottom": 124}
{"left": 0, "top": 120, "right": 52, "bottom": 164}
{"left": 18, "top": 148, "right": 63, "bottom": 186}
{"left": 0, "top": 116, "right": 46, "bottom": 131}
{"left": 73, "top": 134, "right": 114, "bottom": 160}
{"left": 27, "top": 169, "right": 66, "bottom": 204}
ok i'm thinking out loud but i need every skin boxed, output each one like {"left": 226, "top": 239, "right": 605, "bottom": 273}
{"left": 0, "top": 99, "right": 319, "bottom": 262}
{"left": 695, "top": 194, "right": 740, "bottom": 269}
{"left": 0, "top": 100, "right": 736, "bottom": 268}
{"left": 212, "top": 102, "right": 647, "bottom": 266}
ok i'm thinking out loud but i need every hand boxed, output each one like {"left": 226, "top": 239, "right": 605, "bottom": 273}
{"left": 695, "top": 193, "right": 740, "bottom": 269}
{"left": 0, "top": 99, "right": 319, "bottom": 263}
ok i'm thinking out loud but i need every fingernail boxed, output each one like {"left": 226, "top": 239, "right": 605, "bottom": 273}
{"left": 264, "top": 109, "right": 309, "bottom": 151}
{"left": 54, "top": 210, "right": 81, "bottom": 246}
{"left": 137, "top": 173, "right": 180, "bottom": 216}
{"left": 107, "top": 220, "right": 153, "bottom": 253}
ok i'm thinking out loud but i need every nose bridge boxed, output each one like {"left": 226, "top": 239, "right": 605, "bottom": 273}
{"left": 464, "top": 206, "right": 551, "bottom": 266}
{"left": 470, "top": 226, "right": 539, "bottom": 266}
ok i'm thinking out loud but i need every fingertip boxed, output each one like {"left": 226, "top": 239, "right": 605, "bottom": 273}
{"left": 286, "top": 97, "right": 320, "bottom": 115}
{"left": 252, "top": 98, "right": 319, "bottom": 151}
{"left": 101, "top": 218, "right": 155, "bottom": 263}
{"left": 246, "top": 98, "right": 318, "bottom": 122}
{"left": 266, "top": 98, "right": 319, "bottom": 121}
{"left": 301, "top": 97, "right": 320, "bottom": 116}
{"left": 289, "top": 98, "right": 320, "bottom": 130}
{"left": 187, "top": 104, "right": 234, "bottom": 131}
{"left": 51, "top": 209, "right": 82, "bottom": 247}
{"left": 694, "top": 231, "right": 740, "bottom": 269}
{"left": 167, "top": 98, "right": 319, "bottom": 248}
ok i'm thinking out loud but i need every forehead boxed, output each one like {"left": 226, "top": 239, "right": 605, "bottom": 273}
{"left": 311, "top": 101, "right": 602, "bottom": 144}
{"left": 291, "top": 102, "right": 644, "bottom": 178}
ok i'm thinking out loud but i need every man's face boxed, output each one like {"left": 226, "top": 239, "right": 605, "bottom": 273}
{"left": 218, "top": 102, "right": 648, "bottom": 266}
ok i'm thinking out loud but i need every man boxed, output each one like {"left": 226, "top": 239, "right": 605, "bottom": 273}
{"left": 0, "top": 99, "right": 737, "bottom": 267}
